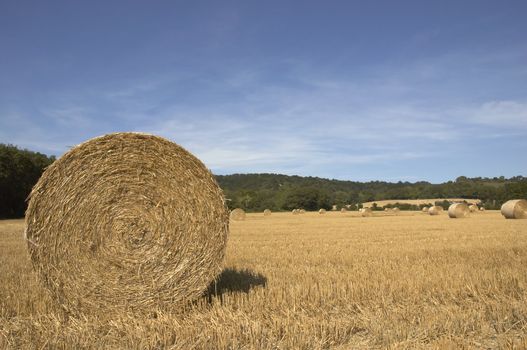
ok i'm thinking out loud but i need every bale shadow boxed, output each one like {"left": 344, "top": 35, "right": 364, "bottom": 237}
{"left": 204, "top": 268, "right": 267, "bottom": 303}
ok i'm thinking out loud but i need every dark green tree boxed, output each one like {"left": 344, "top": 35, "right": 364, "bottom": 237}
{"left": 0, "top": 144, "right": 55, "bottom": 218}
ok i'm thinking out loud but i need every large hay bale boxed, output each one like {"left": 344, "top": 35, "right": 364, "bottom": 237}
{"left": 479, "top": 207, "right": 486, "bottom": 212}
{"left": 230, "top": 208, "right": 246, "bottom": 221}
{"left": 448, "top": 203, "right": 470, "bottom": 218}
{"left": 319, "top": 208, "right": 326, "bottom": 214}
{"left": 299, "top": 209, "right": 306, "bottom": 214}
{"left": 340, "top": 207, "right": 347, "bottom": 212}
{"left": 263, "top": 209, "right": 271, "bottom": 216}
{"left": 292, "top": 209, "right": 299, "bottom": 215}
{"left": 501, "top": 199, "right": 527, "bottom": 219}
{"left": 361, "top": 208, "right": 372, "bottom": 217}
{"left": 422, "top": 206, "right": 429, "bottom": 212}
{"left": 468, "top": 204, "right": 478, "bottom": 212}
{"left": 393, "top": 207, "right": 400, "bottom": 214}
{"left": 428, "top": 206, "right": 441, "bottom": 215}
{"left": 24, "top": 133, "right": 229, "bottom": 315}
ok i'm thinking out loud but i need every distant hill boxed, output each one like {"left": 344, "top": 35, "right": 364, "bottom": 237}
{"left": 362, "top": 198, "right": 481, "bottom": 208}
{"left": 215, "top": 173, "right": 527, "bottom": 212}
{"left": 1, "top": 142, "right": 526, "bottom": 217}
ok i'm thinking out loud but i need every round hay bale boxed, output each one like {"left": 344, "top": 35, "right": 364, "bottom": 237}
{"left": 422, "top": 206, "right": 429, "bottom": 212}
{"left": 24, "top": 132, "right": 229, "bottom": 315}
{"left": 384, "top": 208, "right": 392, "bottom": 212}
{"left": 428, "top": 206, "right": 441, "bottom": 215}
{"left": 299, "top": 209, "right": 306, "bottom": 214}
{"left": 230, "top": 208, "right": 246, "bottom": 221}
{"left": 479, "top": 207, "right": 486, "bottom": 212}
{"left": 501, "top": 199, "right": 527, "bottom": 219}
{"left": 292, "top": 209, "right": 299, "bottom": 215}
{"left": 319, "top": 208, "right": 326, "bottom": 214}
{"left": 393, "top": 207, "right": 400, "bottom": 214}
{"left": 468, "top": 204, "right": 478, "bottom": 212}
{"left": 263, "top": 209, "right": 271, "bottom": 216}
{"left": 361, "top": 208, "right": 372, "bottom": 217}
{"left": 448, "top": 203, "right": 470, "bottom": 218}
{"left": 340, "top": 207, "right": 347, "bottom": 212}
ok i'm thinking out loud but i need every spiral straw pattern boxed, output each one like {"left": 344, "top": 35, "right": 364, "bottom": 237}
{"left": 501, "top": 199, "right": 527, "bottom": 219}
{"left": 25, "top": 133, "right": 229, "bottom": 314}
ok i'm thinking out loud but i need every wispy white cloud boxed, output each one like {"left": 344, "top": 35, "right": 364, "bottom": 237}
{"left": 464, "top": 100, "right": 527, "bottom": 127}
{"left": 2, "top": 44, "right": 525, "bottom": 181}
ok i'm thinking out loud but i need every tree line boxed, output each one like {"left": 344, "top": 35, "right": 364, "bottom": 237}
{"left": 217, "top": 174, "right": 527, "bottom": 212}
{"left": 0, "top": 143, "right": 526, "bottom": 218}
{"left": 0, "top": 144, "right": 56, "bottom": 218}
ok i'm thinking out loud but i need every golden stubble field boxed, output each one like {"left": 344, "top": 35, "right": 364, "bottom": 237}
{"left": 1, "top": 211, "right": 526, "bottom": 349}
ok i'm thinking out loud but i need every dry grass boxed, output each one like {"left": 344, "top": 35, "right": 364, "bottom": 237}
{"left": 1, "top": 211, "right": 527, "bottom": 349}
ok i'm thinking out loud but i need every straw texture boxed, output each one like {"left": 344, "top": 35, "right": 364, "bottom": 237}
{"left": 448, "top": 203, "right": 470, "bottom": 218}
{"left": 25, "top": 133, "right": 229, "bottom": 315}
{"left": 428, "top": 206, "right": 441, "bottom": 215}
{"left": 230, "top": 208, "right": 246, "bottom": 221}
{"left": 501, "top": 199, "right": 527, "bottom": 219}
{"left": 361, "top": 208, "right": 372, "bottom": 217}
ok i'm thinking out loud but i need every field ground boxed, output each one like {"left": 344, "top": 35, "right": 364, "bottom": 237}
{"left": 1, "top": 211, "right": 526, "bottom": 349}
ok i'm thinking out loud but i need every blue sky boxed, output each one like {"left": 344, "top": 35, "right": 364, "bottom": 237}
{"left": 1, "top": 1, "right": 526, "bottom": 183}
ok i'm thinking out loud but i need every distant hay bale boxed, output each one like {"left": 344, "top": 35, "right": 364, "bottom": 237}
{"left": 422, "top": 206, "right": 429, "bottom": 212}
{"left": 299, "top": 209, "right": 306, "bottom": 214}
{"left": 319, "top": 209, "right": 326, "bottom": 214}
{"left": 230, "top": 208, "right": 246, "bottom": 221}
{"left": 448, "top": 203, "right": 470, "bottom": 218}
{"left": 479, "top": 207, "right": 485, "bottom": 212}
{"left": 332, "top": 205, "right": 337, "bottom": 211}
{"left": 501, "top": 199, "right": 527, "bottom": 219}
{"left": 341, "top": 207, "right": 347, "bottom": 212}
{"left": 428, "top": 206, "right": 441, "bottom": 215}
{"left": 468, "top": 204, "right": 478, "bottom": 212}
{"left": 292, "top": 209, "right": 299, "bottom": 215}
{"left": 393, "top": 207, "right": 400, "bottom": 214}
{"left": 384, "top": 208, "right": 392, "bottom": 212}
{"left": 24, "top": 132, "right": 229, "bottom": 315}
{"left": 263, "top": 209, "right": 271, "bottom": 216}
{"left": 361, "top": 208, "right": 372, "bottom": 217}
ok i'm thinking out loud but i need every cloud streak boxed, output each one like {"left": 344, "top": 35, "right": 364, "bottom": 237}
{"left": 1, "top": 3, "right": 525, "bottom": 183}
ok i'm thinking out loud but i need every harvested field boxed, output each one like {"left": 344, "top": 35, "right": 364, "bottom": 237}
{"left": 1, "top": 211, "right": 527, "bottom": 349}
